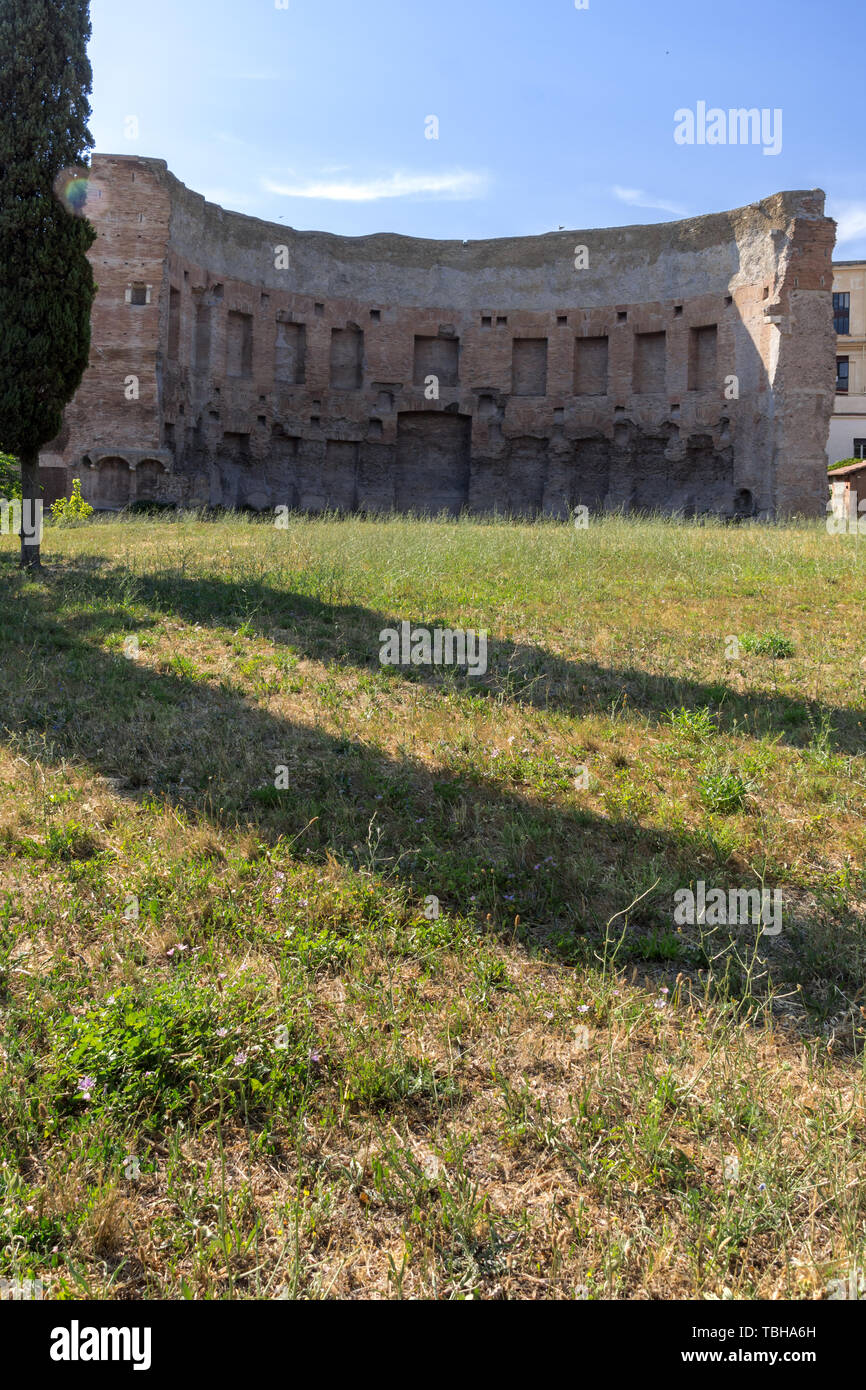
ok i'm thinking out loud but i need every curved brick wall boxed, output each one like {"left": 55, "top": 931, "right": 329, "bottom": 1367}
{"left": 40, "top": 155, "right": 837, "bottom": 518}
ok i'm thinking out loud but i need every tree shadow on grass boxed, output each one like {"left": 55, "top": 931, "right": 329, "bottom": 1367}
{"left": 42, "top": 556, "right": 866, "bottom": 755}
{"left": 0, "top": 554, "right": 860, "bottom": 1029}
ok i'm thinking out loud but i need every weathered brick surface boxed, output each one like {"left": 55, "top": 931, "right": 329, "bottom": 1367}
{"left": 40, "top": 156, "right": 837, "bottom": 518}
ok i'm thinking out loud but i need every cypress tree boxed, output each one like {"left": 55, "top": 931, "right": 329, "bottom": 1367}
{"left": 0, "top": 0, "right": 96, "bottom": 569}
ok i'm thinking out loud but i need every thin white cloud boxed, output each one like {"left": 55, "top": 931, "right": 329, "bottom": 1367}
{"left": 612, "top": 185, "right": 689, "bottom": 217}
{"left": 829, "top": 201, "right": 866, "bottom": 246}
{"left": 263, "top": 169, "right": 489, "bottom": 202}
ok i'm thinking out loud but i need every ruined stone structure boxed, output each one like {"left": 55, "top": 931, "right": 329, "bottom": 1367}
{"left": 39, "top": 155, "right": 837, "bottom": 518}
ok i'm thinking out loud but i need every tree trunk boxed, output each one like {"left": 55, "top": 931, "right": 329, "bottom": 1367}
{"left": 19, "top": 449, "right": 42, "bottom": 571}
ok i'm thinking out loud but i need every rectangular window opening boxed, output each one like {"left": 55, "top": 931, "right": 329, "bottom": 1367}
{"left": 573, "top": 335, "right": 608, "bottom": 396}
{"left": 329, "top": 327, "right": 364, "bottom": 389}
{"left": 226, "top": 311, "right": 254, "bottom": 378}
{"left": 512, "top": 338, "right": 548, "bottom": 396}
{"left": 168, "top": 286, "right": 181, "bottom": 359}
{"left": 688, "top": 324, "right": 718, "bottom": 392}
{"left": 833, "top": 291, "right": 851, "bottom": 335}
{"left": 413, "top": 335, "right": 459, "bottom": 387}
{"left": 633, "top": 330, "right": 667, "bottom": 394}
{"left": 275, "top": 321, "right": 306, "bottom": 386}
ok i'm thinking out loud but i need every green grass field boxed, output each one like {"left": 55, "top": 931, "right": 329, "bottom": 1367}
{"left": 1, "top": 510, "right": 864, "bottom": 1300}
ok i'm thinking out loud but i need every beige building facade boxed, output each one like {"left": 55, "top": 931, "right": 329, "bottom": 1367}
{"left": 828, "top": 260, "right": 866, "bottom": 464}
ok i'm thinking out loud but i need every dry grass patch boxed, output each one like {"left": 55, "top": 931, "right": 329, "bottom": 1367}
{"left": 0, "top": 511, "right": 864, "bottom": 1298}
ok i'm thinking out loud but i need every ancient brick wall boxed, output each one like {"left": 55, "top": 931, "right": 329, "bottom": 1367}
{"left": 39, "top": 155, "right": 174, "bottom": 506}
{"left": 42, "top": 155, "right": 837, "bottom": 519}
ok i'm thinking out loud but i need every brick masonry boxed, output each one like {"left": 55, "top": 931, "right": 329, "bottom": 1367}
{"left": 39, "top": 155, "right": 838, "bottom": 519}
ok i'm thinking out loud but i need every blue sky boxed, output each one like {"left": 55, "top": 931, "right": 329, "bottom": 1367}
{"left": 88, "top": 0, "right": 865, "bottom": 255}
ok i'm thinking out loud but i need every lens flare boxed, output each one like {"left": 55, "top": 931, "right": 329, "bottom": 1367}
{"left": 65, "top": 177, "right": 89, "bottom": 213}
{"left": 52, "top": 166, "right": 106, "bottom": 218}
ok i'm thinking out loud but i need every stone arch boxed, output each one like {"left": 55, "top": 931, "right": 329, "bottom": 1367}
{"left": 94, "top": 456, "right": 132, "bottom": 508}
{"left": 135, "top": 458, "right": 167, "bottom": 501}
{"left": 733, "top": 487, "right": 754, "bottom": 518}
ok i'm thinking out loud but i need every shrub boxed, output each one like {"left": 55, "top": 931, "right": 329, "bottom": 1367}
{"left": 666, "top": 706, "right": 717, "bottom": 739}
{"left": 698, "top": 769, "right": 751, "bottom": 814}
{"left": 50, "top": 478, "right": 93, "bottom": 524}
{"left": 740, "top": 631, "right": 795, "bottom": 659}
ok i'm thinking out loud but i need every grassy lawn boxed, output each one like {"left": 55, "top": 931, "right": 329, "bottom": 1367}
{"left": 0, "top": 510, "right": 864, "bottom": 1300}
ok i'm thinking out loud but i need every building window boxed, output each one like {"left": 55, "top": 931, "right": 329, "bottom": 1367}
{"left": 836, "top": 356, "right": 850, "bottom": 394}
{"left": 833, "top": 292, "right": 850, "bottom": 335}
{"left": 129, "top": 284, "right": 149, "bottom": 306}
{"left": 329, "top": 326, "right": 363, "bottom": 389}
{"left": 573, "top": 336, "right": 608, "bottom": 396}
{"left": 226, "top": 311, "right": 253, "bottom": 378}
{"left": 854, "top": 438, "right": 866, "bottom": 460}
{"left": 413, "top": 335, "right": 459, "bottom": 387}
{"left": 274, "top": 320, "right": 306, "bottom": 385}
{"left": 194, "top": 302, "right": 212, "bottom": 373}
{"left": 633, "top": 331, "right": 667, "bottom": 394}
{"left": 511, "top": 338, "right": 548, "bottom": 396}
{"left": 168, "top": 287, "right": 181, "bottom": 359}
{"left": 687, "top": 324, "right": 718, "bottom": 392}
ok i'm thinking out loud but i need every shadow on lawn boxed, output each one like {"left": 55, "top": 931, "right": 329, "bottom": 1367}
{"left": 0, "top": 553, "right": 859, "bottom": 1021}
{"left": 45, "top": 557, "right": 866, "bottom": 755}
